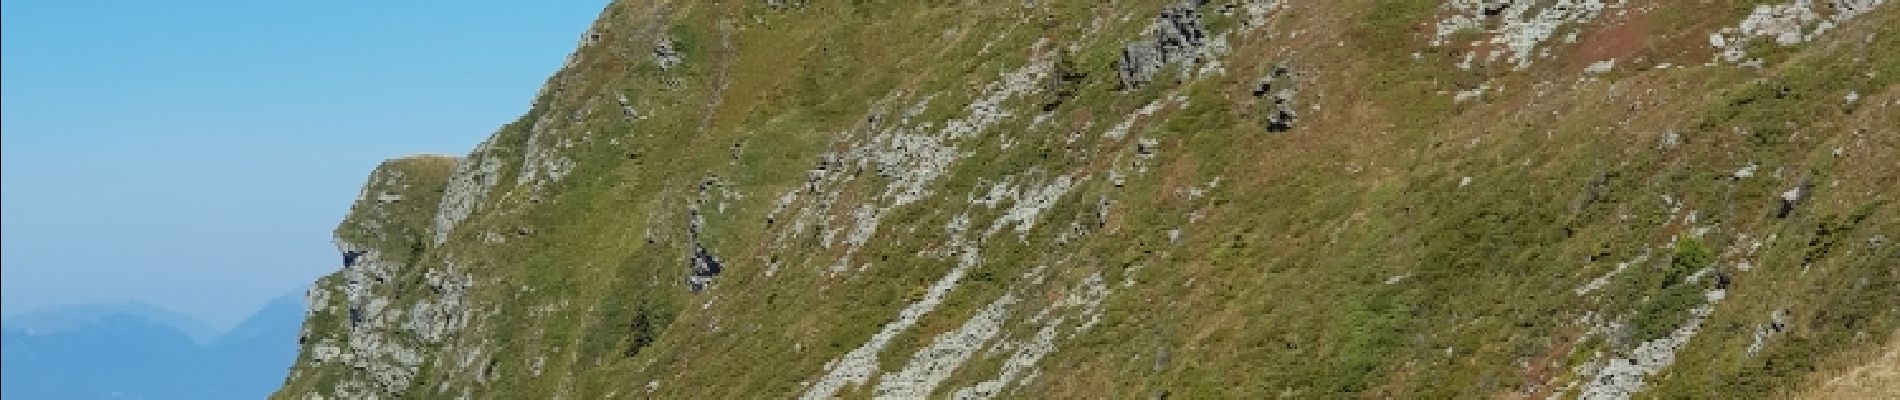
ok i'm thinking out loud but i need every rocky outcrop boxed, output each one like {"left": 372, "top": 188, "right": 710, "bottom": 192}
{"left": 1253, "top": 63, "right": 1299, "bottom": 132}
{"left": 1711, "top": 0, "right": 1888, "bottom": 63}
{"left": 284, "top": 156, "right": 467, "bottom": 399}
{"left": 1432, "top": 0, "right": 1615, "bottom": 69}
{"left": 1117, "top": 1, "right": 1210, "bottom": 88}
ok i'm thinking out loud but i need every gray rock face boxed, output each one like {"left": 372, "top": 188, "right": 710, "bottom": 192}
{"left": 874, "top": 294, "right": 1017, "bottom": 398}
{"left": 798, "top": 58, "right": 1054, "bottom": 400}
{"left": 1776, "top": 179, "right": 1812, "bottom": 218}
{"left": 1117, "top": 1, "right": 1210, "bottom": 89}
{"left": 1253, "top": 64, "right": 1299, "bottom": 132}
{"left": 765, "top": 0, "right": 807, "bottom": 9}
{"left": 654, "top": 37, "right": 683, "bottom": 71}
{"left": 616, "top": 93, "right": 640, "bottom": 122}
{"left": 286, "top": 158, "right": 475, "bottom": 399}
{"left": 1577, "top": 290, "right": 1726, "bottom": 400}
{"left": 1746, "top": 309, "right": 1790, "bottom": 356}
{"left": 685, "top": 175, "right": 741, "bottom": 292}
{"left": 1432, "top": 0, "right": 1614, "bottom": 69}
{"left": 1710, "top": 0, "right": 1886, "bottom": 63}
{"left": 433, "top": 146, "right": 505, "bottom": 245}
{"left": 685, "top": 207, "right": 723, "bottom": 292}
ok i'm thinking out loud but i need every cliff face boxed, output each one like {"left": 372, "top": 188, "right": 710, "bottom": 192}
{"left": 277, "top": 1, "right": 1899, "bottom": 398}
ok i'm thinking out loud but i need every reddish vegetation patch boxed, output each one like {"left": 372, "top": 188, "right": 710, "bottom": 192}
{"left": 1466, "top": 40, "right": 1511, "bottom": 66}
{"left": 1515, "top": 331, "right": 1583, "bottom": 399}
{"left": 1566, "top": 9, "right": 1651, "bottom": 70}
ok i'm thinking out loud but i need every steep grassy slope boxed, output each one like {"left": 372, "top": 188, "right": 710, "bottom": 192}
{"left": 277, "top": 1, "right": 1897, "bottom": 398}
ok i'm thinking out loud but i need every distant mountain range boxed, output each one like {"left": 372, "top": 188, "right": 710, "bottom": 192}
{"left": 4, "top": 301, "right": 223, "bottom": 345}
{"left": 2, "top": 294, "right": 305, "bottom": 399}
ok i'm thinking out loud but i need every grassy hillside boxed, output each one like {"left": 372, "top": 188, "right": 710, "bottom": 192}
{"left": 277, "top": 1, "right": 1898, "bottom": 398}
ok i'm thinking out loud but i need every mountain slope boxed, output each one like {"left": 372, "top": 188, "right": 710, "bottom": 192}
{"left": 277, "top": 1, "right": 1899, "bottom": 398}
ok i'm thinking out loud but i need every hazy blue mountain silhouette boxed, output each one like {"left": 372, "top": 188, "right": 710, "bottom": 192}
{"left": 1, "top": 294, "right": 305, "bottom": 399}
{"left": 205, "top": 294, "right": 307, "bottom": 398}
{"left": 5, "top": 301, "right": 221, "bottom": 344}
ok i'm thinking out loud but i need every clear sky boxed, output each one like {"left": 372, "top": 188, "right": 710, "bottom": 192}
{"left": 2, "top": 1, "right": 608, "bottom": 331}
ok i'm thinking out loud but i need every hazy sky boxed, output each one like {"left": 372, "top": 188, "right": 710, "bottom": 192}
{"left": 2, "top": 1, "right": 608, "bottom": 330}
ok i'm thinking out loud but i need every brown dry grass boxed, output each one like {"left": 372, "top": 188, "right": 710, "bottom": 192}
{"left": 1799, "top": 330, "right": 1900, "bottom": 400}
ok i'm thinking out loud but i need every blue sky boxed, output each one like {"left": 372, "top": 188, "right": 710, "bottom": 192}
{"left": 2, "top": 1, "right": 608, "bottom": 330}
